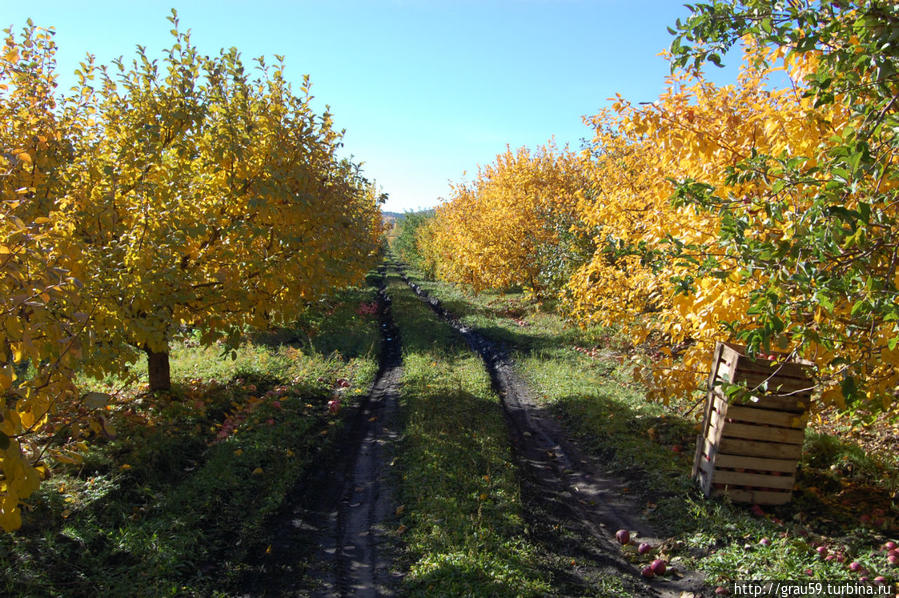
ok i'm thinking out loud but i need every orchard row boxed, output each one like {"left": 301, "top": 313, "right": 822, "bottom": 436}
{"left": 0, "top": 13, "right": 382, "bottom": 530}
{"left": 404, "top": 1, "right": 899, "bottom": 412}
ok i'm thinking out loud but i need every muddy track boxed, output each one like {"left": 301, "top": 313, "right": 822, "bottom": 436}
{"left": 397, "top": 265, "right": 707, "bottom": 598}
{"left": 240, "top": 267, "right": 403, "bottom": 597}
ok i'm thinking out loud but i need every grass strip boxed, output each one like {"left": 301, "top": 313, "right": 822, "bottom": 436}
{"left": 386, "top": 271, "right": 553, "bottom": 597}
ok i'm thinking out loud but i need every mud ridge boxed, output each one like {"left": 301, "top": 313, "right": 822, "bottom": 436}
{"left": 398, "top": 265, "right": 708, "bottom": 598}
{"left": 239, "top": 267, "right": 404, "bottom": 597}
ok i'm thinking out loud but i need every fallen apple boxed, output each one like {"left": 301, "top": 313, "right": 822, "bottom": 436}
{"left": 641, "top": 565, "right": 654, "bottom": 578}
{"left": 615, "top": 529, "right": 630, "bottom": 545}
{"left": 650, "top": 559, "right": 667, "bottom": 575}
{"left": 328, "top": 399, "right": 341, "bottom": 415}
{"left": 638, "top": 542, "right": 653, "bottom": 555}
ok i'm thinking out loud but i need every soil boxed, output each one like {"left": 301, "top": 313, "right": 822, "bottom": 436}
{"left": 238, "top": 267, "right": 404, "bottom": 597}
{"left": 398, "top": 265, "right": 710, "bottom": 598}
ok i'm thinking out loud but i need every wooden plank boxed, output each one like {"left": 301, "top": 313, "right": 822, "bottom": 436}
{"left": 699, "top": 455, "right": 795, "bottom": 482}
{"left": 721, "top": 341, "right": 813, "bottom": 379}
{"left": 694, "top": 343, "right": 725, "bottom": 480}
{"left": 710, "top": 469, "right": 795, "bottom": 489}
{"left": 717, "top": 343, "right": 740, "bottom": 383}
{"left": 714, "top": 453, "right": 798, "bottom": 473}
{"left": 716, "top": 370, "right": 813, "bottom": 395}
{"left": 733, "top": 357, "right": 811, "bottom": 381}
{"left": 726, "top": 405, "right": 807, "bottom": 429}
{"left": 730, "top": 371, "right": 814, "bottom": 394}
{"left": 712, "top": 396, "right": 807, "bottom": 429}
{"left": 724, "top": 393, "right": 810, "bottom": 413}
{"left": 706, "top": 401, "right": 728, "bottom": 446}
{"left": 711, "top": 419, "right": 805, "bottom": 444}
{"left": 711, "top": 487, "right": 793, "bottom": 505}
{"left": 691, "top": 432, "right": 705, "bottom": 480}
{"left": 699, "top": 436, "right": 720, "bottom": 468}
{"left": 718, "top": 437, "right": 803, "bottom": 460}
{"left": 698, "top": 464, "right": 713, "bottom": 496}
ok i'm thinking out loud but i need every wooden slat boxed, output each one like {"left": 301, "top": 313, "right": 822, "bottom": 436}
{"left": 694, "top": 344, "right": 726, "bottom": 479}
{"left": 718, "top": 437, "right": 803, "bottom": 460}
{"left": 711, "top": 487, "right": 793, "bottom": 505}
{"left": 716, "top": 370, "right": 813, "bottom": 395}
{"left": 726, "top": 404, "right": 807, "bottom": 429}
{"left": 711, "top": 419, "right": 805, "bottom": 444}
{"left": 699, "top": 458, "right": 796, "bottom": 491}
{"left": 714, "top": 453, "right": 799, "bottom": 473}
{"left": 712, "top": 395, "right": 807, "bottom": 429}
{"left": 709, "top": 469, "right": 795, "bottom": 489}
{"left": 733, "top": 358, "right": 811, "bottom": 381}
{"left": 720, "top": 341, "right": 813, "bottom": 379}
{"left": 723, "top": 393, "right": 810, "bottom": 413}
{"left": 697, "top": 463, "right": 713, "bottom": 496}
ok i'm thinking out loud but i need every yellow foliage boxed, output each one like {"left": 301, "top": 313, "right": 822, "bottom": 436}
{"left": 0, "top": 16, "right": 383, "bottom": 530}
{"left": 567, "top": 44, "right": 856, "bottom": 402}
{"left": 421, "top": 142, "right": 588, "bottom": 297}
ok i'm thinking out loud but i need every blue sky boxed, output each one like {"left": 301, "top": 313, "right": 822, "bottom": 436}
{"left": 4, "top": 1, "right": 740, "bottom": 212}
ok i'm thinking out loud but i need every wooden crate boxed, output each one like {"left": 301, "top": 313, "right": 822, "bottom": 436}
{"left": 692, "top": 342, "right": 814, "bottom": 505}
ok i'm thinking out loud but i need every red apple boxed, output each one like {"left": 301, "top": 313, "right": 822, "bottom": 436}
{"left": 651, "top": 559, "right": 667, "bottom": 575}
{"left": 328, "top": 399, "right": 341, "bottom": 415}
{"left": 638, "top": 542, "right": 653, "bottom": 555}
{"left": 887, "top": 554, "right": 898, "bottom": 566}
{"left": 759, "top": 537, "right": 771, "bottom": 546}
{"left": 615, "top": 529, "right": 630, "bottom": 545}
{"left": 816, "top": 546, "right": 828, "bottom": 559}
{"left": 641, "top": 565, "right": 654, "bottom": 578}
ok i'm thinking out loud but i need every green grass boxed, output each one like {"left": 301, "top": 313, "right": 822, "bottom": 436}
{"left": 400, "top": 264, "right": 899, "bottom": 589}
{"left": 386, "top": 271, "right": 555, "bottom": 597}
{"left": 1, "top": 282, "right": 381, "bottom": 597}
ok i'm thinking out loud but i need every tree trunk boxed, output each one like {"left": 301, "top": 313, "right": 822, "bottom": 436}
{"left": 146, "top": 347, "right": 171, "bottom": 392}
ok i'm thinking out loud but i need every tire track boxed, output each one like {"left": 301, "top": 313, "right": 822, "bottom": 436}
{"left": 397, "top": 264, "right": 707, "bottom": 598}
{"left": 240, "top": 267, "right": 403, "bottom": 597}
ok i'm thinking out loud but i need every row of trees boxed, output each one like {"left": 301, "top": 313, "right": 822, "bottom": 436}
{"left": 410, "top": 1, "right": 898, "bottom": 411}
{"left": 1, "top": 13, "right": 383, "bottom": 530}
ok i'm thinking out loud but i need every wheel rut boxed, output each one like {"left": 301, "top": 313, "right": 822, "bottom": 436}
{"left": 397, "top": 264, "right": 708, "bottom": 598}
{"left": 240, "top": 267, "right": 403, "bottom": 597}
